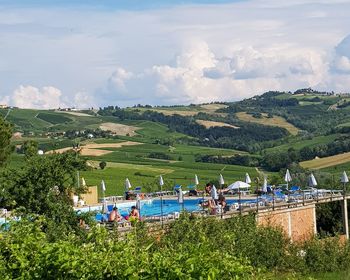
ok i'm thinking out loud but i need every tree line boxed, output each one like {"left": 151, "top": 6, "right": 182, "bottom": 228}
{"left": 98, "top": 107, "right": 288, "bottom": 152}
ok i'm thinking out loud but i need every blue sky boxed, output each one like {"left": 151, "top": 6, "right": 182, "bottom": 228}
{"left": 0, "top": 0, "right": 350, "bottom": 108}
{"left": 0, "top": 0, "right": 241, "bottom": 10}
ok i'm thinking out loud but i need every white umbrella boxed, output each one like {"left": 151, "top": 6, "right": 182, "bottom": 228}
{"left": 81, "top": 177, "right": 86, "bottom": 187}
{"left": 245, "top": 173, "right": 252, "bottom": 184}
{"left": 159, "top": 175, "right": 164, "bottom": 186}
{"left": 219, "top": 174, "right": 225, "bottom": 185}
{"left": 285, "top": 169, "right": 292, "bottom": 190}
{"left": 101, "top": 180, "right": 106, "bottom": 192}
{"left": 308, "top": 173, "right": 318, "bottom": 187}
{"left": 262, "top": 177, "right": 268, "bottom": 193}
{"left": 285, "top": 169, "right": 292, "bottom": 182}
{"left": 341, "top": 171, "right": 349, "bottom": 183}
{"left": 125, "top": 178, "right": 132, "bottom": 191}
{"left": 178, "top": 187, "right": 184, "bottom": 204}
{"left": 211, "top": 185, "right": 218, "bottom": 200}
{"left": 102, "top": 198, "right": 108, "bottom": 214}
{"left": 194, "top": 174, "right": 199, "bottom": 185}
{"left": 227, "top": 181, "right": 251, "bottom": 190}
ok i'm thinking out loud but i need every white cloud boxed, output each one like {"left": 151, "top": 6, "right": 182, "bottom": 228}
{"left": 1, "top": 0, "right": 350, "bottom": 106}
{"left": 102, "top": 41, "right": 329, "bottom": 105}
{"left": 331, "top": 34, "right": 350, "bottom": 74}
{"left": 11, "top": 85, "right": 67, "bottom": 109}
{"left": 72, "top": 91, "right": 95, "bottom": 109}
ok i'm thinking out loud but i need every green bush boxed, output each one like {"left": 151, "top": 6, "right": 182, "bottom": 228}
{"left": 2, "top": 213, "right": 350, "bottom": 279}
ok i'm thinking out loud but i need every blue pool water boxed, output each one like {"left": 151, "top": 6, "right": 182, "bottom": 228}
{"left": 95, "top": 198, "right": 258, "bottom": 221}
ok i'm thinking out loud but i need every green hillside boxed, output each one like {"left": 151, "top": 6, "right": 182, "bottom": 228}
{"left": 3, "top": 88, "right": 350, "bottom": 194}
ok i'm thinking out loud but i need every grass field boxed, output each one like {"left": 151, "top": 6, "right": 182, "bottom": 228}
{"left": 81, "top": 159, "right": 260, "bottom": 197}
{"left": 75, "top": 139, "right": 256, "bottom": 196}
{"left": 36, "top": 112, "right": 72, "bottom": 124}
{"left": 236, "top": 112, "right": 299, "bottom": 135}
{"left": 265, "top": 134, "right": 339, "bottom": 153}
{"left": 300, "top": 152, "right": 350, "bottom": 170}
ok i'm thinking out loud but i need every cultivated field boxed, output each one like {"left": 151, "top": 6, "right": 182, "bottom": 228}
{"left": 236, "top": 112, "right": 299, "bottom": 135}
{"left": 200, "top": 104, "right": 228, "bottom": 111}
{"left": 133, "top": 103, "right": 228, "bottom": 117}
{"left": 264, "top": 134, "right": 339, "bottom": 153}
{"left": 55, "top": 110, "right": 93, "bottom": 117}
{"left": 300, "top": 152, "right": 350, "bottom": 169}
{"left": 46, "top": 141, "right": 142, "bottom": 156}
{"left": 196, "top": 120, "right": 239, "bottom": 129}
{"left": 146, "top": 109, "right": 198, "bottom": 116}
{"left": 99, "top": 122, "right": 140, "bottom": 136}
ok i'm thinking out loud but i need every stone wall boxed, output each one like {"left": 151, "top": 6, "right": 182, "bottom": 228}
{"left": 257, "top": 205, "right": 316, "bottom": 242}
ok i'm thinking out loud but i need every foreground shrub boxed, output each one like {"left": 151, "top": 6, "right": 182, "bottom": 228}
{"left": 2, "top": 213, "right": 350, "bottom": 279}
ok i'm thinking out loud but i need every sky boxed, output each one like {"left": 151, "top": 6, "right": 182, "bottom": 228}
{"left": 0, "top": 0, "right": 350, "bottom": 108}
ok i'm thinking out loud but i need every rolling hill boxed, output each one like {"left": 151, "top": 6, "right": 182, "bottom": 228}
{"left": 3, "top": 88, "right": 350, "bottom": 195}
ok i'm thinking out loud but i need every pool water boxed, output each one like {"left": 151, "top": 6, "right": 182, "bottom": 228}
{"left": 95, "top": 198, "right": 258, "bottom": 221}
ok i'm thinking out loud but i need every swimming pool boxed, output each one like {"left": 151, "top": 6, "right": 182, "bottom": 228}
{"left": 94, "top": 198, "right": 258, "bottom": 221}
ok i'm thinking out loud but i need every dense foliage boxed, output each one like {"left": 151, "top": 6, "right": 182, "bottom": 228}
{"left": 98, "top": 107, "right": 288, "bottom": 152}
{"left": 195, "top": 154, "right": 260, "bottom": 167}
{"left": 0, "top": 117, "right": 13, "bottom": 166}
{"left": 2, "top": 213, "right": 350, "bottom": 279}
{"left": 262, "top": 135, "right": 350, "bottom": 171}
{"left": 0, "top": 152, "right": 88, "bottom": 240}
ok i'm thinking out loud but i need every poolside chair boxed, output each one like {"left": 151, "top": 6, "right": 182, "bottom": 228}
{"left": 134, "top": 187, "right": 142, "bottom": 194}
{"left": 187, "top": 184, "right": 198, "bottom": 196}
{"left": 274, "top": 190, "right": 287, "bottom": 202}
{"left": 289, "top": 186, "right": 301, "bottom": 193}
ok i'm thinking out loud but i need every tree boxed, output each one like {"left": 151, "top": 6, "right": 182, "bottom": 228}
{"left": 0, "top": 152, "right": 88, "bottom": 240}
{"left": 0, "top": 116, "right": 13, "bottom": 166}
{"left": 21, "top": 140, "right": 38, "bottom": 159}
{"left": 99, "top": 161, "right": 107, "bottom": 170}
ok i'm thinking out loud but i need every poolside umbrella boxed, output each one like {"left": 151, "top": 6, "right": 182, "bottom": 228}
{"left": 211, "top": 185, "right": 218, "bottom": 200}
{"left": 262, "top": 177, "right": 268, "bottom": 193}
{"left": 178, "top": 187, "right": 184, "bottom": 204}
{"left": 159, "top": 175, "right": 164, "bottom": 227}
{"left": 219, "top": 174, "right": 225, "bottom": 187}
{"left": 194, "top": 174, "right": 199, "bottom": 185}
{"left": 227, "top": 181, "right": 250, "bottom": 190}
{"left": 102, "top": 198, "right": 108, "bottom": 214}
{"left": 245, "top": 173, "right": 252, "bottom": 184}
{"left": 159, "top": 175, "right": 164, "bottom": 187}
{"left": 101, "top": 180, "right": 106, "bottom": 192}
{"left": 341, "top": 171, "right": 349, "bottom": 196}
{"left": 308, "top": 173, "right": 318, "bottom": 187}
{"left": 81, "top": 177, "right": 86, "bottom": 187}
{"left": 341, "top": 171, "right": 349, "bottom": 184}
{"left": 284, "top": 169, "right": 292, "bottom": 190}
{"left": 125, "top": 178, "right": 132, "bottom": 191}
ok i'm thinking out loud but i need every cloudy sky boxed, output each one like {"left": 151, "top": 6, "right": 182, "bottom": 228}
{"left": 0, "top": 0, "right": 350, "bottom": 108}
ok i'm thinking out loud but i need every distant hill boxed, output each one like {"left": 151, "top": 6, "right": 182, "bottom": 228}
{"left": 3, "top": 88, "right": 350, "bottom": 180}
